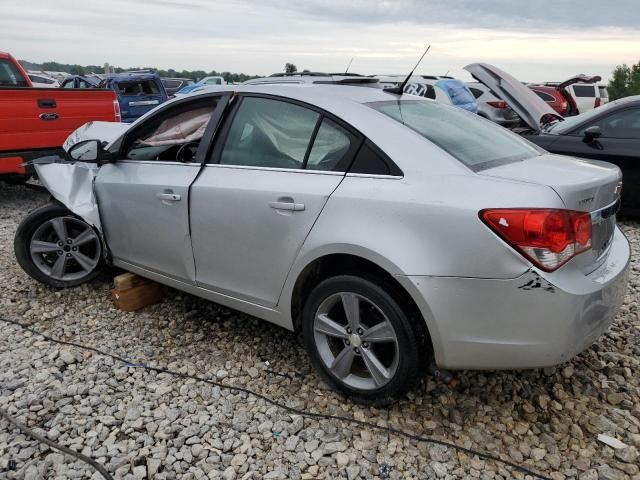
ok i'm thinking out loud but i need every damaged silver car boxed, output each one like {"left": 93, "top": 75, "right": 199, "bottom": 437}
{"left": 15, "top": 85, "right": 630, "bottom": 404}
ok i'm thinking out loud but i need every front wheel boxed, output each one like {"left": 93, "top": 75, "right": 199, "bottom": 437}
{"left": 14, "top": 204, "right": 103, "bottom": 288}
{"left": 302, "top": 275, "right": 422, "bottom": 405}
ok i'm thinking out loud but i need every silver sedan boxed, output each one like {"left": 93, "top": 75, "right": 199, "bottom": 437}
{"left": 15, "top": 84, "right": 630, "bottom": 404}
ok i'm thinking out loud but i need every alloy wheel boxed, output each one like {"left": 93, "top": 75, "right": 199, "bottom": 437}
{"left": 313, "top": 292, "right": 399, "bottom": 390}
{"left": 29, "top": 216, "right": 101, "bottom": 282}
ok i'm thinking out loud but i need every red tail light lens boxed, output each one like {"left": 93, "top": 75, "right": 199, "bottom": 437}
{"left": 487, "top": 100, "right": 508, "bottom": 109}
{"left": 113, "top": 100, "right": 121, "bottom": 122}
{"left": 595, "top": 97, "right": 601, "bottom": 108}
{"left": 480, "top": 209, "right": 592, "bottom": 271}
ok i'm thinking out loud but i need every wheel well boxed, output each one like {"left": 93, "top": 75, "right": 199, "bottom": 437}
{"left": 291, "top": 254, "right": 433, "bottom": 356}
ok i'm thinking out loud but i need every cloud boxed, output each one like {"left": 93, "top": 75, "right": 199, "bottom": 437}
{"left": 250, "top": 0, "right": 640, "bottom": 30}
{"left": 1, "top": 0, "right": 638, "bottom": 82}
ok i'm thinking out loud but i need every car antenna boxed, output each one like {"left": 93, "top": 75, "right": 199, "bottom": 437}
{"left": 386, "top": 44, "right": 431, "bottom": 95}
{"left": 344, "top": 58, "right": 354, "bottom": 75}
{"left": 443, "top": 69, "right": 450, "bottom": 76}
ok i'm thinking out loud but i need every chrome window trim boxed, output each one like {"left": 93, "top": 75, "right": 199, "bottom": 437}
{"left": 202, "top": 163, "right": 344, "bottom": 176}
{"left": 346, "top": 173, "right": 404, "bottom": 180}
{"left": 118, "top": 160, "right": 201, "bottom": 167}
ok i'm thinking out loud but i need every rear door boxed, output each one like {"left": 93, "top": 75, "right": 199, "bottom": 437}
{"left": 190, "top": 95, "right": 361, "bottom": 307}
{"left": 95, "top": 94, "right": 229, "bottom": 282}
{"left": 569, "top": 84, "right": 599, "bottom": 113}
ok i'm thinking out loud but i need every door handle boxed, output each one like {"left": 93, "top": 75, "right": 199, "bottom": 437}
{"left": 269, "top": 201, "right": 305, "bottom": 211}
{"left": 157, "top": 193, "right": 181, "bottom": 201}
{"left": 38, "top": 98, "right": 56, "bottom": 109}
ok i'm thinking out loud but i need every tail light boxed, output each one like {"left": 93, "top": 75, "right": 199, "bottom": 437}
{"left": 113, "top": 100, "right": 121, "bottom": 122}
{"left": 487, "top": 100, "right": 508, "bottom": 109}
{"left": 480, "top": 209, "right": 592, "bottom": 271}
{"left": 595, "top": 97, "right": 601, "bottom": 108}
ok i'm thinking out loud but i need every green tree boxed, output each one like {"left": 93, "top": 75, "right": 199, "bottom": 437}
{"left": 608, "top": 60, "right": 640, "bottom": 100}
{"left": 285, "top": 63, "right": 297, "bottom": 73}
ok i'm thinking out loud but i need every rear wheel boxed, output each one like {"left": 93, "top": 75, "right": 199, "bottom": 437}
{"left": 15, "top": 204, "right": 103, "bottom": 288}
{"left": 302, "top": 275, "right": 422, "bottom": 405}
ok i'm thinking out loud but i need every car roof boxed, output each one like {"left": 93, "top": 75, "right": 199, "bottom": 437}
{"left": 185, "top": 83, "right": 395, "bottom": 107}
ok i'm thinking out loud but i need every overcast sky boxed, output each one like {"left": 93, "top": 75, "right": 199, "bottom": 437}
{"left": 2, "top": 0, "right": 639, "bottom": 82}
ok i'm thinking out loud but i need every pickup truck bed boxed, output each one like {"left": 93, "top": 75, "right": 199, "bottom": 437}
{"left": 0, "top": 51, "right": 120, "bottom": 182}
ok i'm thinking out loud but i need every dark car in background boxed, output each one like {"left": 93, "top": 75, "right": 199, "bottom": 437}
{"left": 466, "top": 62, "right": 639, "bottom": 215}
{"left": 161, "top": 77, "right": 193, "bottom": 96}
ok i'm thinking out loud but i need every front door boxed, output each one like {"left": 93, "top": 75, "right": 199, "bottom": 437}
{"left": 95, "top": 94, "right": 226, "bottom": 282}
{"left": 190, "top": 95, "right": 361, "bottom": 306}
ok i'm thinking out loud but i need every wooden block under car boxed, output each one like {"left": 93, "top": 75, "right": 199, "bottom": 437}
{"left": 113, "top": 272, "right": 151, "bottom": 290}
{"left": 112, "top": 273, "right": 164, "bottom": 312}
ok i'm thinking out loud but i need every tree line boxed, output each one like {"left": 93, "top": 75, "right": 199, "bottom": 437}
{"left": 18, "top": 59, "right": 260, "bottom": 84}
{"left": 608, "top": 60, "right": 640, "bottom": 100}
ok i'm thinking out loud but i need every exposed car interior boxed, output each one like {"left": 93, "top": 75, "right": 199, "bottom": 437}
{"left": 126, "top": 101, "right": 216, "bottom": 162}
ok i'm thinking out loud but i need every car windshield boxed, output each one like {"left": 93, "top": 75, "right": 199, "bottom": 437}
{"left": 368, "top": 99, "right": 541, "bottom": 170}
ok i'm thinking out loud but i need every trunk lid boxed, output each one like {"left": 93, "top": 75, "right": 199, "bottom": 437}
{"left": 557, "top": 74, "right": 601, "bottom": 89}
{"left": 480, "top": 154, "right": 622, "bottom": 271}
{"left": 464, "top": 63, "right": 563, "bottom": 132}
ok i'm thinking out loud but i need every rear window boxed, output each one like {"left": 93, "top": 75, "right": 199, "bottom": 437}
{"left": 368, "top": 100, "right": 541, "bottom": 171}
{"left": 573, "top": 85, "right": 596, "bottom": 97}
{"left": 0, "top": 59, "right": 28, "bottom": 87}
{"left": 533, "top": 90, "right": 555, "bottom": 102}
{"left": 116, "top": 79, "right": 161, "bottom": 96}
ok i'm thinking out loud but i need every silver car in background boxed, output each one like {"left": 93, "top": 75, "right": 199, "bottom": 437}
{"left": 466, "top": 82, "right": 521, "bottom": 126}
{"left": 15, "top": 84, "right": 630, "bottom": 404}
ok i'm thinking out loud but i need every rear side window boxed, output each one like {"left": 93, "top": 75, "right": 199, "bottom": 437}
{"left": 573, "top": 85, "right": 596, "bottom": 97}
{"left": 116, "top": 80, "right": 161, "bottom": 96}
{"left": 468, "top": 87, "right": 484, "bottom": 99}
{"left": 368, "top": 100, "right": 541, "bottom": 171}
{"left": 306, "top": 119, "right": 355, "bottom": 171}
{"left": 219, "top": 97, "right": 319, "bottom": 169}
{"left": 599, "top": 86, "right": 609, "bottom": 99}
{"left": 350, "top": 141, "right": 401, "bottom": 176}
{"left": 0, "top": 59, "right": 28, "bottom": 87}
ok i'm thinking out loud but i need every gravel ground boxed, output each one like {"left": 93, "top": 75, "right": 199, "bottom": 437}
{"left": 0, "top": 184, "right": 639, "bottom": 480}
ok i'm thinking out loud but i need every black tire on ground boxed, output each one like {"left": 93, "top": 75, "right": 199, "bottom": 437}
{"left": 14, "top": 203, "right": 103, "bottom": 288}
{"left": 2, "top": 174, "right": 31, "bottom": 185}
{"left": 302, "top": 274, "right": 423, "bottom": 406}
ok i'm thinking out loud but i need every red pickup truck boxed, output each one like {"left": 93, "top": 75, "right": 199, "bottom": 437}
{"left": 0, "top": 51, "right": 120, "bottom": 183}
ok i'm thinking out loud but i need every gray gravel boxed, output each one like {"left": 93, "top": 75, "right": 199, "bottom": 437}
{"left": 1, "top": 184, "right": 639, "bottom": 480}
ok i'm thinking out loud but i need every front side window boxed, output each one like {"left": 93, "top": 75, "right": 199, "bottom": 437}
{"left": 124, "top": 98, "right": 218, "bottom": 162}
{"left": 579, "top": 108, "right": 640, "bottom": 139}
{"left": 368, "top": 99, "right": 541, "bottom": 170}
{"left": 0, "top": 59, "right": 28, "bottom": 87}
{"left": 572, "top": 85, "right": 596, "bottom": 97}
{"left": 219, "top": 97, "right": 319, "bottom": 169}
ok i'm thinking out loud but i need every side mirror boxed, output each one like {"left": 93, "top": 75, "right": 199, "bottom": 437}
{"left": 583, "top": 125, "right": 602, "bottom": 141}
{"left": 68, "top": 139, "right": 104, "bottom": 163}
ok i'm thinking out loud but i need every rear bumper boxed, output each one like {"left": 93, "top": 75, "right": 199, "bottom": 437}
{"left": 400, "top": 227, "right": 630, "bottom": 369}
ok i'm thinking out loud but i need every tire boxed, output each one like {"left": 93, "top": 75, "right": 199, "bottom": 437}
{"left": 14, "top": 203, "right": 103, "bottom": 288}
{"left": 2, "top": 174, "right": 31, "bottom": 185}
{"left": 302, "top": 275, "right": 422, "bottom": 405}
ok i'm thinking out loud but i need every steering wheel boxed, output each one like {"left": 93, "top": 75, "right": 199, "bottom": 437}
{"left": 176, "top": 142, "right": 200, "bottom": 163}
